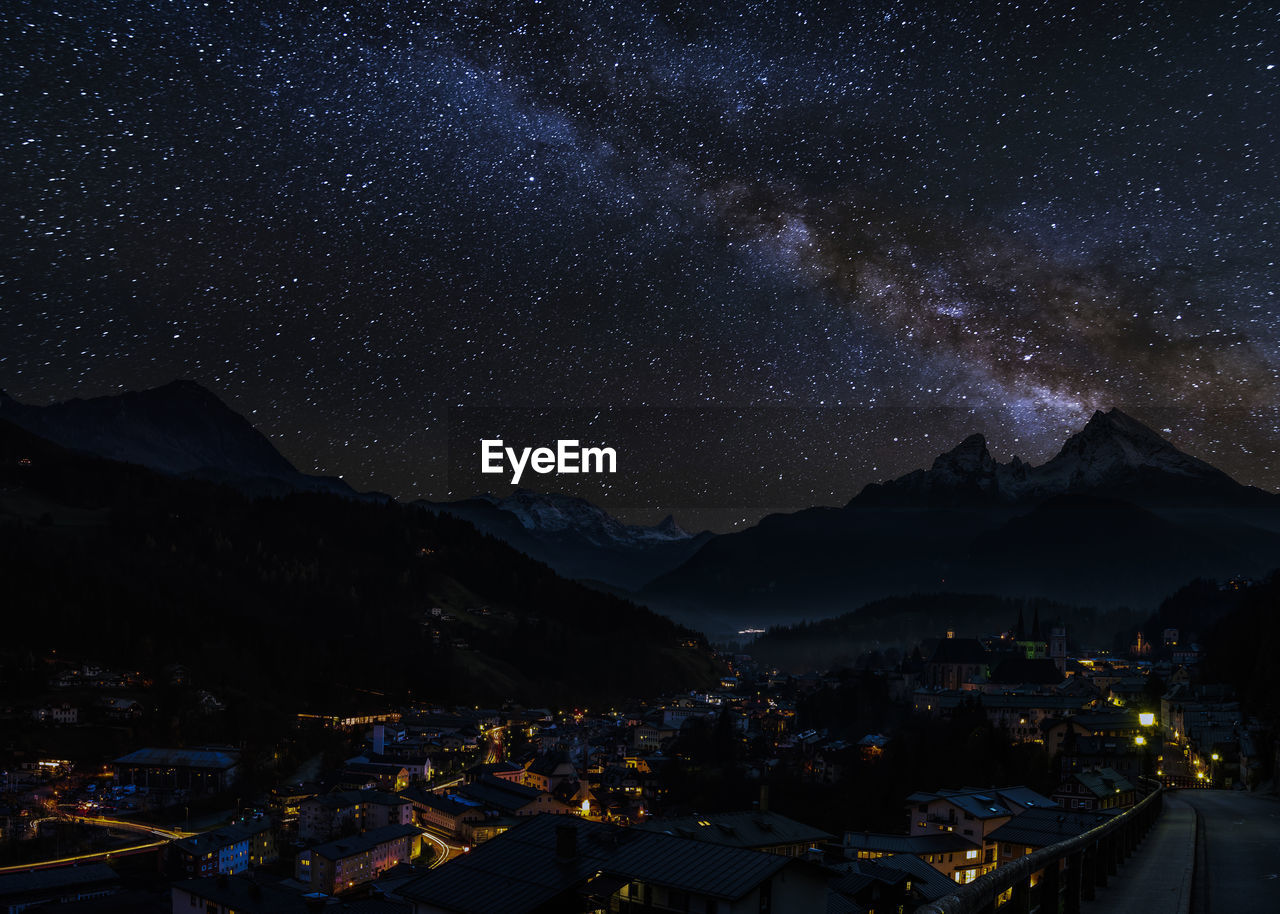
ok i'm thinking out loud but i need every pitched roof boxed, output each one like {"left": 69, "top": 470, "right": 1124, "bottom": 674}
{"left": 905, "top": 786, "right": 1057, "bottom": 819}
{"left": 859, "top": 853, "right": 958, "bottom": 902}
{"left": 986, "top": 807, "right": 1120, "bottom": 847}
{"left": 636, "top": 810, "right": 832, "bottom": 850}
{"left": 399, "top": 816, "right": 632, "bottom": 914}
{"left": 174, "top": 819, "right": 269, "bottom": 856}
{"left": 400, "top": 814, "right": 805, "bottom": 914}
{"left": 843, "top": 832, "right": 977, "bottom": 854}
{"left": 606, "top": 830, "right": 791, "bottom": 900}
{"left": 1063, "top": 768, "right": 1135, "bottom": 799}
{"left": 308, "top": 789, "right": 408, "bottom": 810}
{"left": 310, "top": 824, "right": 421, "bottom": 861}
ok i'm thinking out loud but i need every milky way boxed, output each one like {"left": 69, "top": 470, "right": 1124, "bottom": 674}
{"left": 2, "top": 2, "right": 1277, "bottom": 529}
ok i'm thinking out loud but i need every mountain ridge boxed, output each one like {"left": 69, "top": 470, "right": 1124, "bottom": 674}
{"left": 0, "top": 380, "right": 360, "bottom": 497}
{"left": 645, "top": 408, "right": 1280, "bottom": 630}
{"left": 853, "top": 408, "right": 1262, "bottom": 508}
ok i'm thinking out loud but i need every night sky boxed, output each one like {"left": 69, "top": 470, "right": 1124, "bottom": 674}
{"left": 3, "top": 2, "right": 1277, "bottom": 530}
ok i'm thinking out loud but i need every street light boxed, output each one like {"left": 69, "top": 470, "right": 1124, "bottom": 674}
{"left": 1138, "top": 712, "right": 1155, "bottom": 727}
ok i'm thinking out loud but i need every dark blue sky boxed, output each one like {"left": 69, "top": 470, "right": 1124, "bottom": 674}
{"left": 3, "top": 2, "right": 1277, "bottom": 529}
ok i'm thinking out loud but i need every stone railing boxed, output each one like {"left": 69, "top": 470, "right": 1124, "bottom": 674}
{"left": 918, "top": 781, "right": 1164, "bottom": 914}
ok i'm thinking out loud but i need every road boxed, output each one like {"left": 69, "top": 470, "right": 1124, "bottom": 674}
{"left": 61, "top": 811, "right": 195, "bottom": 840}
{"left": 1183, "top": 790, "right": 1280, "bottom": 913}
{"left": 419, "top": 825, "right": 466, "bottom": 867}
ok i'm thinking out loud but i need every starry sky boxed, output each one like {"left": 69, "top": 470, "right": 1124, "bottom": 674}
{"left": 2, "top": 1, "right": 1277, "bottom": 530}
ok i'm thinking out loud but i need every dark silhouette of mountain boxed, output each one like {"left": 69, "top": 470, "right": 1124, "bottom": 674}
{"left": 855, "top": 409, "right": 1261, "bottom": 508}
{"left": 421, "top": 491, "right": 713, "bottom": 590}
{"left": 0, "top": 380, "right": 358, "bottom": 497}
{"left": 0, "top": 417, "right": 719, "bottom": 714}
{"left": 644, "top": 409, "right": 1280, "bottom": 629}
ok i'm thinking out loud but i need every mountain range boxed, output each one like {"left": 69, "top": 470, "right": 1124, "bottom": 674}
{"left": 643, "top": 408, "right": 1280, "bottom": 635}
{"left": 421, "top": 492, "right": 712, "bottom": 590}
{"left": 5, "top": 382, "right": 1277, "bottom": 639}
{"left": 0, "top": 382, "right": 708, "bottom": 590}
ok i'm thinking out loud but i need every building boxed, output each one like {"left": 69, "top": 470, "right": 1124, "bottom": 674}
{"left": 339, "top": 762, "right": 410, "bottom": 793}
{"left": 400, "top": 814, "right": 829, "bottom": 914}
{"left": 828, "top": 854, "right": 958, "bottom": 912}
{"left": 923, "top": 636, "right": 990, "bottom": 690}
{"left": 295, "top": 823, "right": 422, "bottom": 895}
{"left": 406, "top": 774, "right": 574, "bottom": 845}
{"left": 173, "top": 817, "right": 277, "bottom": 876}
{"left": 984, "top": 806, "right": 1119, "bottom": 865}
{"left": 904, "top": 786, "right": 1057, "bottom": 883}
{"left": 113, "top": 747, "right": 240, "bottom": 795}
{"left": 521, "top": 752, "right": 579, "bottom": 793}
{"left": 636, "top": 810, "right": 831, "bottom": 858}
{"left": 1056, "top": 734, "right": 1145, "bottom": 782}
{"left": 1042, "top": 712, "right": 1145, "bottom": 758}
{"left": 0, "top": 864, "right": 120, "bottom": 911}
{"left": 914, "top": 690, "right": 1091, "bottom": 742}
{"left": 299, "top": 790, "right": 414, "bottom": 842}
{"left": 1053, "top": 768, "right": 1136, "bottom": 811}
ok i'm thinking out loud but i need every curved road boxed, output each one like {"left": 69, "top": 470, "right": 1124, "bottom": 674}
{"left": 0, "top": 810, "right": 204, "bottom": 876}
{"left": 1183, "top": 790, "right": 1280, "bottom": 913}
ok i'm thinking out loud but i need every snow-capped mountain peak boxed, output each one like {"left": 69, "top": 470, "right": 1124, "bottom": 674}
{"left": 478, "top": 491, "right": 695, "bottom": 549}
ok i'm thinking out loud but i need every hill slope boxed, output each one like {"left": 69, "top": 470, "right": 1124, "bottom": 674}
{"left": 0, "top": 418, "right": 719, "bottom": 713}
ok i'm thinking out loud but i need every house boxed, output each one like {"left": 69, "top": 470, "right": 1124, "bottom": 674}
{"left": 295, "top": 823, "right": 422, "bottom": 895}
{"left": 1056, "top": 734, "right": 1145, "bottom": 782}
{"left": 172, "top": 817, "right": 276, "bottom": 876}
{"left": 173, "top": 826, "right": 251, "bottom": 877}
{"left": 339, "top": 762, "right": 410, "bottom": 793}
{"left": 521, "top": 752, "right": 578, "bottom": 793}
{"left": 1053, "top": 768, "right": 1136, "bottom": 811}
{"left": 985, "top": 806, "right": 1119, "bottom": 864}
{"left": 1042, "top": 712, "right": 1145, "bottom": 757}
{"left": 113, "top": 747, "right": 240, "bottom": 795}
{"left": 0, "top": 864, "right": 120, "bottom": 911}
{"left": 299, "top": 789, "right": 414, "bottom": 842}
{"left": 828, "top": 854, "right": 958, "bottom": 912}
{"left": 636, "top": 810, "right": 831, "bottom": 858}
{"left": 31, "top": 703, "right": 79, "bottom": 725}
{"left": 400, "top": 814, "right": 829, "bottom": 914}
{"left": 844, "top": 831, "right": 984, "bottom": 883}
{"left": 904, "top": 786, "right": 1057, "bottom": 882}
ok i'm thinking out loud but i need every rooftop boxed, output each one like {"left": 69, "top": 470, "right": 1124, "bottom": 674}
{"left": 986, "top": 807, "right": 1121, "bottom": 847}
{"left": 400, "top": 813, "right": 808, "bottom": 914}
{"left": 0, "top": 864, "right": 119, "bottom": 898}
{"left": 636, "top": 810, "right": 832, "bottom": 850}
{"left": 310, "top": 824, "right": 421, "bottom": 861}
{"left": 113, "top": 747, "right": 240, "bottom": 769}
{"left": 843, "top": 832, "right": 978, "bottom": 854}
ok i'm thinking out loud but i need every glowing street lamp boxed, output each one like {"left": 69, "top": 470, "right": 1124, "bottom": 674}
{"left": 1138, "top": 712, "right": 1155, "bottom": 727}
